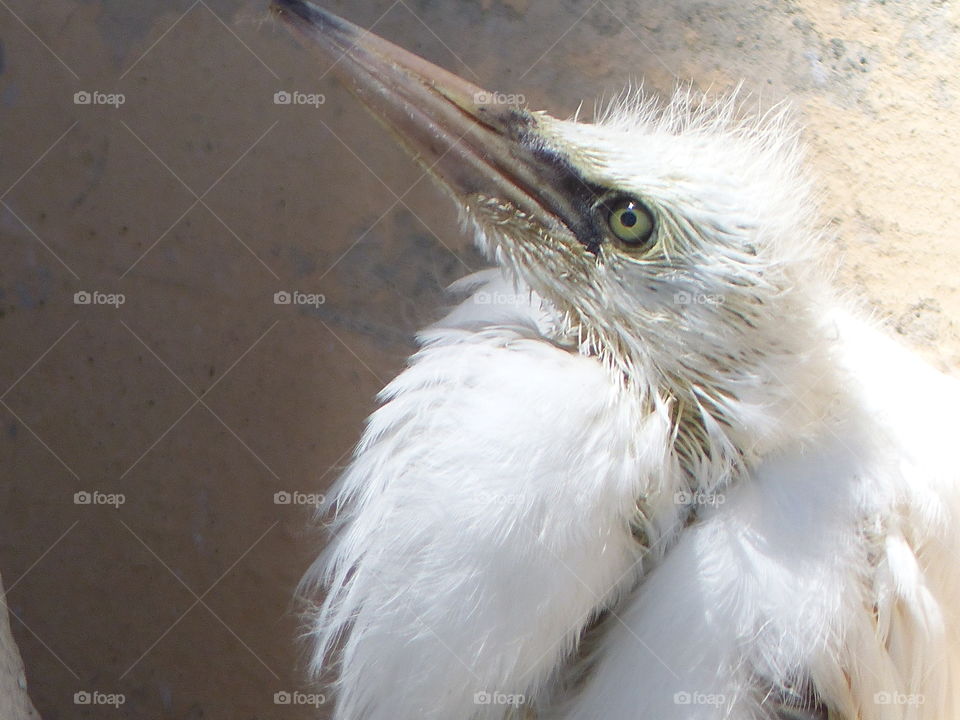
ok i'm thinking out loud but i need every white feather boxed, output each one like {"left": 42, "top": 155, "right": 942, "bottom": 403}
{"left": 300, "top": 89, "right": 960, "bottom": 720}
{"left": 302, "top": 270, "right": 688, "bottom": 719}
{"left": 558, "top": 310, "right": 960, "bottom": 719}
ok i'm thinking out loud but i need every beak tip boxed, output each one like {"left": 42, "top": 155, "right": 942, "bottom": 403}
{"left": 270, "top": 0, "right": 354, "bottom": 37}
{"left": 271, "top": 1, "right": 558, "bottom": 234}
{"left": 267, "top": 0, "right": 293, "bottom": 18}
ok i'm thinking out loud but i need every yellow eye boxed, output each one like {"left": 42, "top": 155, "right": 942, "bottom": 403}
{"left": 607, "top": 198, "right": 654, "bottom": 246}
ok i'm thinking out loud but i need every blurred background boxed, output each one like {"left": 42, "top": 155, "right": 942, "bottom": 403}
{"left": 1, "top": 0, "right": 957, "bottom": 718}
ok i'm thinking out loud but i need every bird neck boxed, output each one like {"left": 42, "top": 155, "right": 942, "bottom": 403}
{"left": 566, "top": 293, "right": 844, "bottom": 496}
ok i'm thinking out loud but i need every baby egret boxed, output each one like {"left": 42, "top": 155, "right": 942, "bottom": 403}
{"left": 272, "top": 2, "right": 960, "bottom": 718}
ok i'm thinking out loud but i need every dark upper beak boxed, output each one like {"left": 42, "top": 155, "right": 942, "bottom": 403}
{"left": 270, "top": 0, "right": 601, "bottom": 252}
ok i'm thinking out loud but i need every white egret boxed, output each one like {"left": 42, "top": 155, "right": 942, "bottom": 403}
{"left": 272, "top": 2, "right": 960, "bottom": 718}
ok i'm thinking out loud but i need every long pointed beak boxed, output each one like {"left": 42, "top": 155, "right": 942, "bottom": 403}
{"left": 270, "top": 0, "right": 599, "bottom": 252}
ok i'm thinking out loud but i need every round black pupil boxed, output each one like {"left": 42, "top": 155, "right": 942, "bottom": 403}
{"left": 620, "top": 209, "right": 638, "bottom": 228}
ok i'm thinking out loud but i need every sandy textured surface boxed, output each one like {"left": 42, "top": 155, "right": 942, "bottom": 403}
{"left": 1, "top": 1, "right": 957, "bottom": 718}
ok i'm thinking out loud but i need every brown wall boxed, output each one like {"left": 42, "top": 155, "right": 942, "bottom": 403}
{"left": 1, "top": 0, "right": 958, "bottom": 718}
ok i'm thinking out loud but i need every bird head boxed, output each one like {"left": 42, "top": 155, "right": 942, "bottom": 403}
{"left": 273, "top": 0, "right": 836, "bottom": 478}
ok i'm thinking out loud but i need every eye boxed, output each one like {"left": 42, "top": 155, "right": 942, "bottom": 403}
{"left": 606, "top": 197, "right": 654, "bottom": 247}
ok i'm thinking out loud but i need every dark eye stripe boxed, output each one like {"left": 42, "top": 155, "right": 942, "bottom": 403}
{"left": 515, "top": 126, "right": 657, "bottom": 255}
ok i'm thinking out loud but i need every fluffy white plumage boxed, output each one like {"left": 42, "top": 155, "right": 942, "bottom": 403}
{"left": 278, "top": 5, "right": 960, "bottom": 718}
